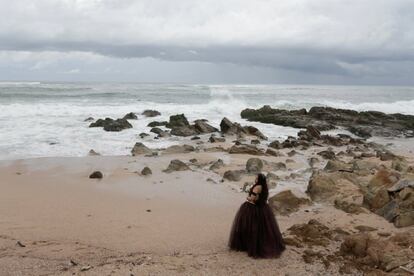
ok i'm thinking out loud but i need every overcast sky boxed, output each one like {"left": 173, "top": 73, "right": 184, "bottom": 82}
{"left": 1, "top": 0, "right": 414, "bottom": 84}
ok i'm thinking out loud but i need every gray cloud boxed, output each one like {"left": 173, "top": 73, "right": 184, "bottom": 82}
{"left": 1, "top": 0, "right": 414, "bottom": 83}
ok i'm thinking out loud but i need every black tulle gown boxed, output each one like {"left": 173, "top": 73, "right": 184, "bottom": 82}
{"left": 228, "top": 184, "right": 285, "bottom": 258}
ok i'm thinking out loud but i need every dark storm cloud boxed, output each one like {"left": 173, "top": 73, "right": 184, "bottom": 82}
{"left": 1, "top": 0, "right": 414, "bottom": 83}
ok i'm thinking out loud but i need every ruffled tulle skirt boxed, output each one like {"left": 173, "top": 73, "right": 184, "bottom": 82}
{"left": 228, "top": 201, "right": 285, "bottom": 258}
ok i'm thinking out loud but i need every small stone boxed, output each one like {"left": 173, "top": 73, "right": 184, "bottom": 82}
{"left": 89, "top": 171, "right": 103, "bottom": 179}
{"left": 16, "top": 241, "right": 26, "bottom": 247}
{"left": 80, "top": 265, "right": 92, "bottom": 271}
{"left": 141, "top": 167, "right": 152, "bottom": 176}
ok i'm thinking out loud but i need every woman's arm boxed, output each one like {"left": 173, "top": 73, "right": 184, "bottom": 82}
{"left": 247, "top": 185, "right": 262, "bottom": 203}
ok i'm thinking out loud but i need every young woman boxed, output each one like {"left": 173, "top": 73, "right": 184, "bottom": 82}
{"left": 228, "top": 173, "right": 285, "bottom": 258}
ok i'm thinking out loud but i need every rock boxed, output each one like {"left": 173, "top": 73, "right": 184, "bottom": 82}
{"left": 242, "top": 126, "right": 267, "bottom": 140}
{"left": 317, "top": 150, "right": 336, "bottom": 160}
{"left": 352, "top": 160, "right": 378, "bottom": 171}
{"left": 163, "top": 144, "right": 195, "bottom": 154}
{"left": 340, "top": 233, "right": 371, "bottom": 257}
{"left": 164, "top": 160, "right": 190, "bottom": 172}
{"left": 194, "top": 120, "right": 218, "bottom": 134}
{"left": 142, "top": 110, "right": 161, "bottom": 117}
{"left": 376, "top": 200, "right": 399, "bottom": 222}
{"left": 246, "top": 158, "right": 264, "bottom": 173}
{"left": 377, "top": 150, "right": 398, "bottom": 161}
{"left": 16, "top": 241, "right": 26, "bottom": 247}
{"left": 223, "top": 170, "right": 244, "bottom": 181}
{"left": 220, "top": 117, "right": 238, "bottom": 134}
{"left": 395, "top": 211, "right": 414, "bottom": 228}
{"left": 392, "top": 158, "right": 409, "bottom": 172}
{"left": 306, "top": 125, "right": 321, "bottom": 139}
{"left": 287, "top": 219, "right": 333, "bottom": 247}
{"left": 308, "top": 157, "right": 319, "bottom": 167}
{"left": 89, "top": 117, "right": 132, "bottom": 131}
{"left": 266, "top": 161, "right": 287, "bottom": 171}
{"left": 334, "top": 199, "right": 365, "bottom": 214}
{"left": 354, "top": 225, "right": 377, "bottom": 232}
{"left": 306, "top": 171, "right": 337, "bottom": 201}
{"left": 209, "top": 135, "right": 225, "bottom": 143}
{"left": 89, "top": 171, "right": 103, "bottom": 179}
{"left": 170, "top": 125, "right": 198, "bottom": 136}
{"left": 139, "top": 132, "right": 150, "bottom": 138}
{"left": 265, "top": 148, "right": 281, "bottom": 156}
{"left": 287, "top": 150, "right": 297, "bottom": 157}
{"left": 88, "top": 149, "right": 100, "bottom": 156}
{"left": 229, "top": 144, "right": 265, "bottom": 156}
{"left": 123, "top": 112, "right": 138, "bottom": 120}
{"left": 251, "top": 139, "right": 260, "bottom": 145}
{"left": 131, "top": 142, "right": 153, "bottom": 156}
{"left": 147, "top": 121, "right": 168, "bottom": 127}
{"left": 167, "top": 114, "right": 190, "bottom": 128}
{"left": 209, "top": 159, "right": 224, "bottom": 170}
{"left": 268, "top": 140, "right": 281, "bottom": 149}
{"left": 324, "top": 160, "right": 353, "bottom": 172}
{"left": 156, "top": 131, "right": 171, "bottom": 138}
{"left": 387, "top": 179, "right": 414, "bottom": 193}
{"left": 189, "top": 158, "right": 198, "bottom": 164}
{"left": 84, "top": 117, "right": 94, "bottom": 122}
{"left": 150, "top": 127, "right": 164, "bottom": 135}
{"left": 141, "top": 167, "right": 152, "bottom": 176}
{"left": 191, "top": 136, "right": 200, "bottom": 140}
{"left": 80, "top": 265, "right": 92, "bottom": 272}
{"left": 268, "top": 190, "right": 311, "bottom": 215}
{"left": 241, "top": 105, "right": 414, "bottom": 138}
{"left": 365, "top": 187, "right": 391, "bottom": 210}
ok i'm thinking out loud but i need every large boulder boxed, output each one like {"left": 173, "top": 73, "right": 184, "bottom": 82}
{"left": 306, "top": 171, "right": 337, "bottom": 201}
{"left": 324, "top": 160, "right": 352, "bottom": 172}
{"left": 147, "top": 121, "right": 168, "bottom": 127}
{"left": 220, "top": 117, "right": 238, "bottom": 134}
{"left": 363, "top": 169, "right": 400, "bottom": 210}
{"left": 131, "top": 142, "right": 153, "bottom": 156}
{"left": 167, "top": 114, "right": 190, "bottom": 128}
{"left": 269, "top": 190, "right": 311, "bottom": 215}
{"left": 123, "top": 112, "right": 138, "bottom": 120}
{"left": 246, "top": 158, "right": 264, "bottom": 173}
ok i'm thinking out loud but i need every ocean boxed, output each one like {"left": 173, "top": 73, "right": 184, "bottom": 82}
{"left": 1, "top": 82, "right": 414, "bottom": 160}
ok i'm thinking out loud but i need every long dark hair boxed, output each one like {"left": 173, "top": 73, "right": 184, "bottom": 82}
{"left": 256, "top": 173, "right": 269, "bottom": 202}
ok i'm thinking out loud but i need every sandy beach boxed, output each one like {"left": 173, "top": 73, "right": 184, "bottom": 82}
{"left": 1, "top": 127, "right": 414, "bottom": 275}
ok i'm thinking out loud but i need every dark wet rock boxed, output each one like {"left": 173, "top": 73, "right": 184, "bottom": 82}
{"left": 167, "top": 114, "right": 190, "bottom": 128}
{"left": 150, "top": 127, "right": 164, "bottom": 135}
{"left": 123, "top": 112, "right": 138, "bottom": 120}
{"left": 89, "top": 171, "right": 103, "bottom": 179}
{"left": 163, "top": 144, "right": 195, "bottom": 154}
{"left": 241, "top": 105, "right": 414, "bottom": 138}
{"left": 246, "top": 158, "right": 264, "bottom": 173}
{"left": 250, "top": 139, "right": 260, "bottom": 145}
{"left": 269, "top": 190, "right": 311, "bottom": 215}
{"left": 142, "top": 110, "right": 161, "bottom": 117}
{"left": 147, "top": 121, "right": 168, "bottom": 127}
{"left": 131, "top": 142, "right": 153, "bottom": 156}
{"left": 139, "top": 132, "right": 150, "bottom": 138}
{"left": 229, "top": 144, "right": 265, "bottom": 156}
{"left": 156, "top": 131, "right": 171, "bottom": 138}
{"left": 268, "top": 140, "right": 281, "bottom": 149}
{"left": 209, "top": 159, "right": 224, "bottom": 170}
{"left": 88, "top": 149, "right": 100, "bottom": 156}
{"left": 308, "top": 157, "right": 320, "bottom": 167}
{"left": 191, "top": 136, "right": 200, "bottom": 140}
{"left": 287, "top": 150, "right": 297, "bottom": 157}
{"left": 170, "top": 126, "right": 198, "bottom": 136}
{"left": 219, "top": 117, "right": 267, "bottom": 139}
{"left": 141, "top": 167, "right": 152, "bottom": 176}
{"left": 84, "top": 117, "right": 94, "bottom": 122}
{"left": 317, "top": 150, "right": 336, "bottom": 160}
{"left": 164, "top": 160, "right": 190, "bottom": 172}
{"left": 209, "top": 135, "right": 225, "bottom": 143}
{"left": 189, "top": 158, "right": 198, "bottom": 164}
{"left": 223, "top": 170, "right": 245, "bottom": 181}
{"left": 194, "top": 120, "right": 218, "bottom": 134}
{"left": 355, "top": 225, "right": 377, "bottom": 232}
{"left": 89, "top": 117, "right": 132, "bottom": 131}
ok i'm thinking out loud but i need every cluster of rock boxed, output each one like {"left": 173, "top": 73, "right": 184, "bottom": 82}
{"left": 89, "top": 117, "right": 133, "bottom": 132}
{"left": 241, "top": 105, "right": 414, "bottom": 138}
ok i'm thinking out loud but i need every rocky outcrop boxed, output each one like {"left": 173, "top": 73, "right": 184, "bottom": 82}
{"left": 219, "top": 117, "right": 267, "bottom": 140}
{"left": 89, "top": 117, "right": 132, "bottom": 132}
{"left": 166, "top": 114, "right": 217, "bottom": 137}
{"left": 147, "top": 121, "right": 168, "bottom": 127}
{"left": 306, "top": 171, "right": 338, "bottom": 201}
{"left": 241, "top": 105, "right": 414, "bottom": 138}
{"left": 268, "top": 190, "right": 311, "bottom": 215}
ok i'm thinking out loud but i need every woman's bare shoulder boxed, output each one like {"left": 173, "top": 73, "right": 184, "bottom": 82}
{"left": 253, "top": 185, "right": 262, "bottom": 193}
